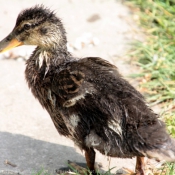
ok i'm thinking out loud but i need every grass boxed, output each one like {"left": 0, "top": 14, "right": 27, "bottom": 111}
{"left": 125, "top": 0, "right": 175, "bottom": 137}
{"left": 125, "top": 0, "right": 175, "bottom": 174}
{"left": 33, "top": 166, "right": 114, "bottom": 175}
{"left": 158, "top": 162, "right": 175, "bottom": 175}
{"left": 31, "top": 168, "right": 51, "bottom": 175}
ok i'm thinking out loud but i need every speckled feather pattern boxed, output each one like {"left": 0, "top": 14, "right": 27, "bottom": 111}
{"left": 26, "top": 51, "right": 171, "bottom": 158}
{"left": 13, "top": 5, "right": 175, "bottom": 165}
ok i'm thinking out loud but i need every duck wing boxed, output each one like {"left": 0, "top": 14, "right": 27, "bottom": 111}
{"left": 51, "top": 57, "right": 175, "bottom": 160}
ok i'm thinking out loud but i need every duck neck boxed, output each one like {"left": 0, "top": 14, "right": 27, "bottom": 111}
{"left": 33, "top": 44, "right": 72, "bottom": 72}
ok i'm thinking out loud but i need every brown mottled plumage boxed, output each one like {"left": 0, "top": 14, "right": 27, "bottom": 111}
{"left": 0, "top": 5, "right": 175, "bottom": 175}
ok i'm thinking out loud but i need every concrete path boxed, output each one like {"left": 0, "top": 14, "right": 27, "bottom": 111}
{"left": 0, "top": 0, "right": 140, "bottom": 174}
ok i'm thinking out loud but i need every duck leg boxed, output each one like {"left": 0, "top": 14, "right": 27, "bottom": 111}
{"left": 135, "top": 157, "right": 153, "bottom": 175}
{"left": 135, "top": 157, "right": 145, "bottom": 175}
{"left": 85, "top": 147, "right": 96, "bottom": 173}
{"left": 66, "top": 148, "right": 96, "bottom": 175}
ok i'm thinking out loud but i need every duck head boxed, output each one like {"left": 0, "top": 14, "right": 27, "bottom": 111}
{"left": 0, "top": 5, "right": 67, "bottom": 53}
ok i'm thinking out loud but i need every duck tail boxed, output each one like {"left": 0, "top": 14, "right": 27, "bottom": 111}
{"left": 145, "top": 138, "right": 175, "bottom": 162}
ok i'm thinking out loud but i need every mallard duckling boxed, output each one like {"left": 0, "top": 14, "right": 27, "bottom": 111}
{"left": 0, "top": 5, "right": 175, "bottom": 175}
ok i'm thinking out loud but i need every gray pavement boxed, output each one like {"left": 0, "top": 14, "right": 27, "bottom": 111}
{"left": 0, "top": 0, "right": 140, "bottom": 174}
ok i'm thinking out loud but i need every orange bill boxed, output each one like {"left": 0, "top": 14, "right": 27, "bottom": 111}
{"left": 0, "top": 34, "right": 23, "bottom": 53}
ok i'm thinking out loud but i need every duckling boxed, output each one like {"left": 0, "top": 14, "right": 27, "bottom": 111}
{"left": 0, "top": 5, "right": 175, "bottom": 175}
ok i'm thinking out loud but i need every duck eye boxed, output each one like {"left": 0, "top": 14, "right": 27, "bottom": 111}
{"left": 23, "top": 24, "right": 31, "bottom": 30}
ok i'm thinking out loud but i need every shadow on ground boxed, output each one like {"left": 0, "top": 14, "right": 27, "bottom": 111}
{"left": 0, "top": 132, "right": 85, "bottom": 175}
